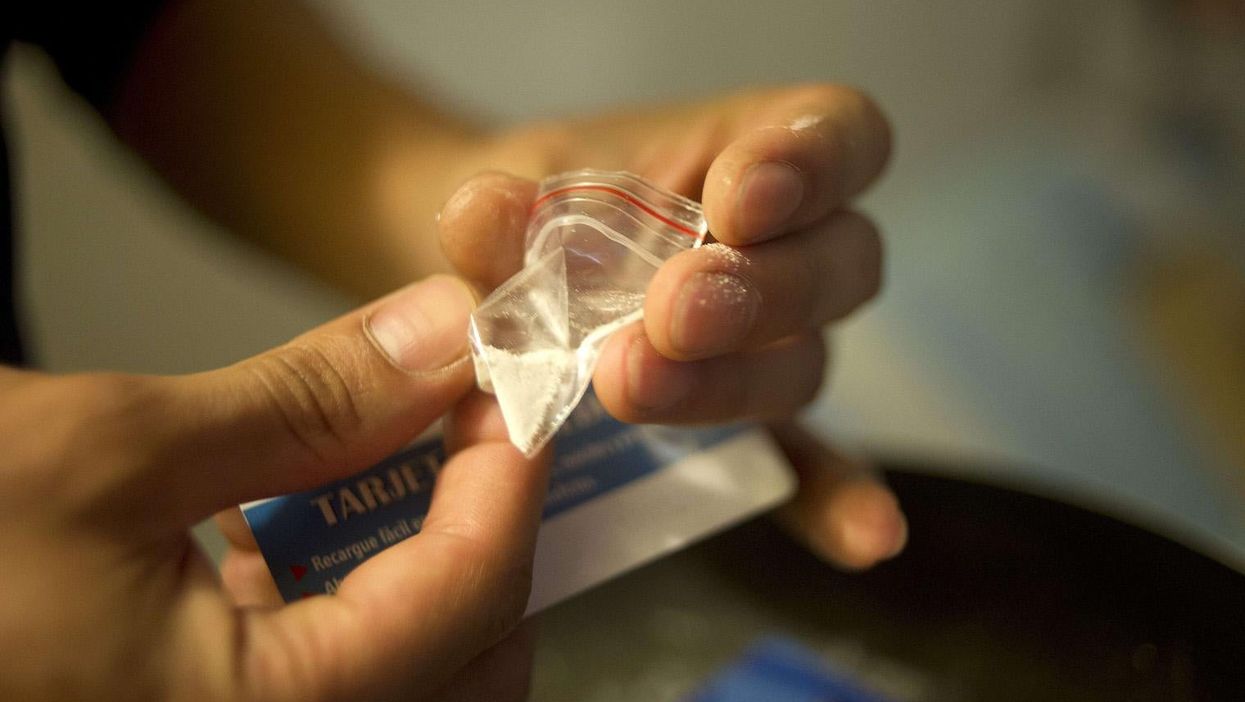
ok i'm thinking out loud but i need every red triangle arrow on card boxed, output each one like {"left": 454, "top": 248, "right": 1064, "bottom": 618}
{"left": 289, "top": 564, "right": 308, "bottom": 582}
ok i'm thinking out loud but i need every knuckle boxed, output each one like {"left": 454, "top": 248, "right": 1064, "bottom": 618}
{"left": 0, "top": 373, "right": 165, "bottom": 512}
{"left": 791, "top": 336, "right": 829, "bottom": 409}
{"left": 752, "top": 336, "right": 827, "bottom": 419}
{"left": 481, "top": 559, "right": 535, "bottom": 641}
{"left": 439, "top": 532, "right": 534, "bottom": 645}
{"left": 54, "top": 375, "right": 158, "bottom": 460}
{"left": 791, "top": 233, "right": 834, "bottom": 329}
{"left": 64, "top": 376, "right": 170, "bottom": 501}
{"left": 843, "top": 212, "right": 885, "bottom": 304}
{"left": 807, "top": 211, "right": 884, "bottom": 324}
{"left": 245, "top": 338, "right": 364, "bottom": 465}
{"left": 63, "top": 374, "right": 164, "bottom": 452}
{"left": 506, "top": 558, "right": 536, "bottom": 612}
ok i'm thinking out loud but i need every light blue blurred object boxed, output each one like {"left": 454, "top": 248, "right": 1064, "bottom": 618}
{"left": 684, "top": 637, "right": 894, "bottom": 702}
{"left": 822, "top": 128, "right": 1245, "bottom": 560}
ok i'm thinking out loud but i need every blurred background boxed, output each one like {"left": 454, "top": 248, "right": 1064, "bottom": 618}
{"left": 8, "top": 0, "right": 1243, "bottom": 559}
{"left": 4, "top": 0, "right": 1244, "bottom": 697}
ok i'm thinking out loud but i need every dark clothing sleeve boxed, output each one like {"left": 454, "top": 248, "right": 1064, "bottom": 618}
{"left": 10, "top": 2, "right": 167, "bottom": 110}
{"left": 2, "top": 1, "right": 167, "bottom": 366}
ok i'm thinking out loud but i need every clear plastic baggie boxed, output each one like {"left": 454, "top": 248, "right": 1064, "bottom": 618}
{"left": 468, "top": 170, "right": 708, "bottom": 456}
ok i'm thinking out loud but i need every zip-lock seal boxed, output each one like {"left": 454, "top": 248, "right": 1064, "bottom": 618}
{"left": 469, "top": 170, "right": 708, "bottom": 456}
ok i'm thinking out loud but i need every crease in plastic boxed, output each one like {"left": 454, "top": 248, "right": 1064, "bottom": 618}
{"left": 468, "top": 170, "right": 707, "bottom": 456}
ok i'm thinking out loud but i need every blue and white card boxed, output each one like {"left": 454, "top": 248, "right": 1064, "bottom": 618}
{"left": 242, "top": 390, "right": 794, "bottom": 610}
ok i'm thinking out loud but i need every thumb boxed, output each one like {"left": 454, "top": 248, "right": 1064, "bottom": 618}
{"left": 161, "top": 275, "right": 478, "bottom": 521}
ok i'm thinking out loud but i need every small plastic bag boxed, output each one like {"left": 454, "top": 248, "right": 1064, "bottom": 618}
{"left": 468, "top": 170, "right": 708, "bottom": 456}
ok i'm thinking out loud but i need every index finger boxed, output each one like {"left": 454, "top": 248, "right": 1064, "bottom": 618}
{"left": 701, "top": 85, "right": 892, "bottom": 245}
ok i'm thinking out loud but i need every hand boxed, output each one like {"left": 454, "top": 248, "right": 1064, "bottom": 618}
{"left": 443, "top": 84, "right": 906, "bottom": 569}
{"left": 0, "top": 276, "right": 548, "bottom": 701}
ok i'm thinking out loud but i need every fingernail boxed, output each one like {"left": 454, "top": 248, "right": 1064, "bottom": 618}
{"left": 670, "top": 272, "right": 760, "bottom": 357}
{"left": 737, "top": 161, "right": 803, "bottom": 242}
{"left": 627, "top": 335, "right": 693, "bottom": 412}
{"left": 367, "top": 276, "right": 475, "bottom": 372}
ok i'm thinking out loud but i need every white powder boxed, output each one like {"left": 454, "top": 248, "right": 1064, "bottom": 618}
{"left": 695, "top": 271, "right": 756, "bottom": 311}
{"left": 698, "top": 242, "right": 752, "bottom": 271}
{"left": 787, "top": 113, "right": 826, "bottom": 132}
{"left": 482, "top": 345, "right": 579, "bottom": 456}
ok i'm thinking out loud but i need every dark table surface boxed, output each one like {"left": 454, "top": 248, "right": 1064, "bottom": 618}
{"left": 532, "top": 462, "right": 1245, "bottom": 701}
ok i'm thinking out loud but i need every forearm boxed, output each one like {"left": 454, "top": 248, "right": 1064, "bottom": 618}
{"left": 104, "top": 0, "right": 778, "bottom": 299}
{"left": 109, "top": 0, "right": 481, "bottom": 298}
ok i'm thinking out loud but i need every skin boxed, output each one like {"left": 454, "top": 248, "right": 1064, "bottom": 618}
{"left": 0, "top": 278, "right": 549, "bottom": 701}
{"left": 3, "top": 0, "right": 905, "bottom": 698}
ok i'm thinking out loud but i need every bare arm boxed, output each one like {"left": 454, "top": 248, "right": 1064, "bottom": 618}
{"left": 109, "top": 0, "right": 482, "bottom": 298}
{"left": 105, "top": 0, "right": 905, "bottom": 572}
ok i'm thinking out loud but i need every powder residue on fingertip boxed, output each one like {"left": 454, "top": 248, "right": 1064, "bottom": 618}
{"left": 705, "top": 271, "right": 756, "bottom": 307}
{"left": 698, "top": 242, "right": 753, "bottom": 272}
{"left": 788, "top": 113, "right": 826, "bottom": 132}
